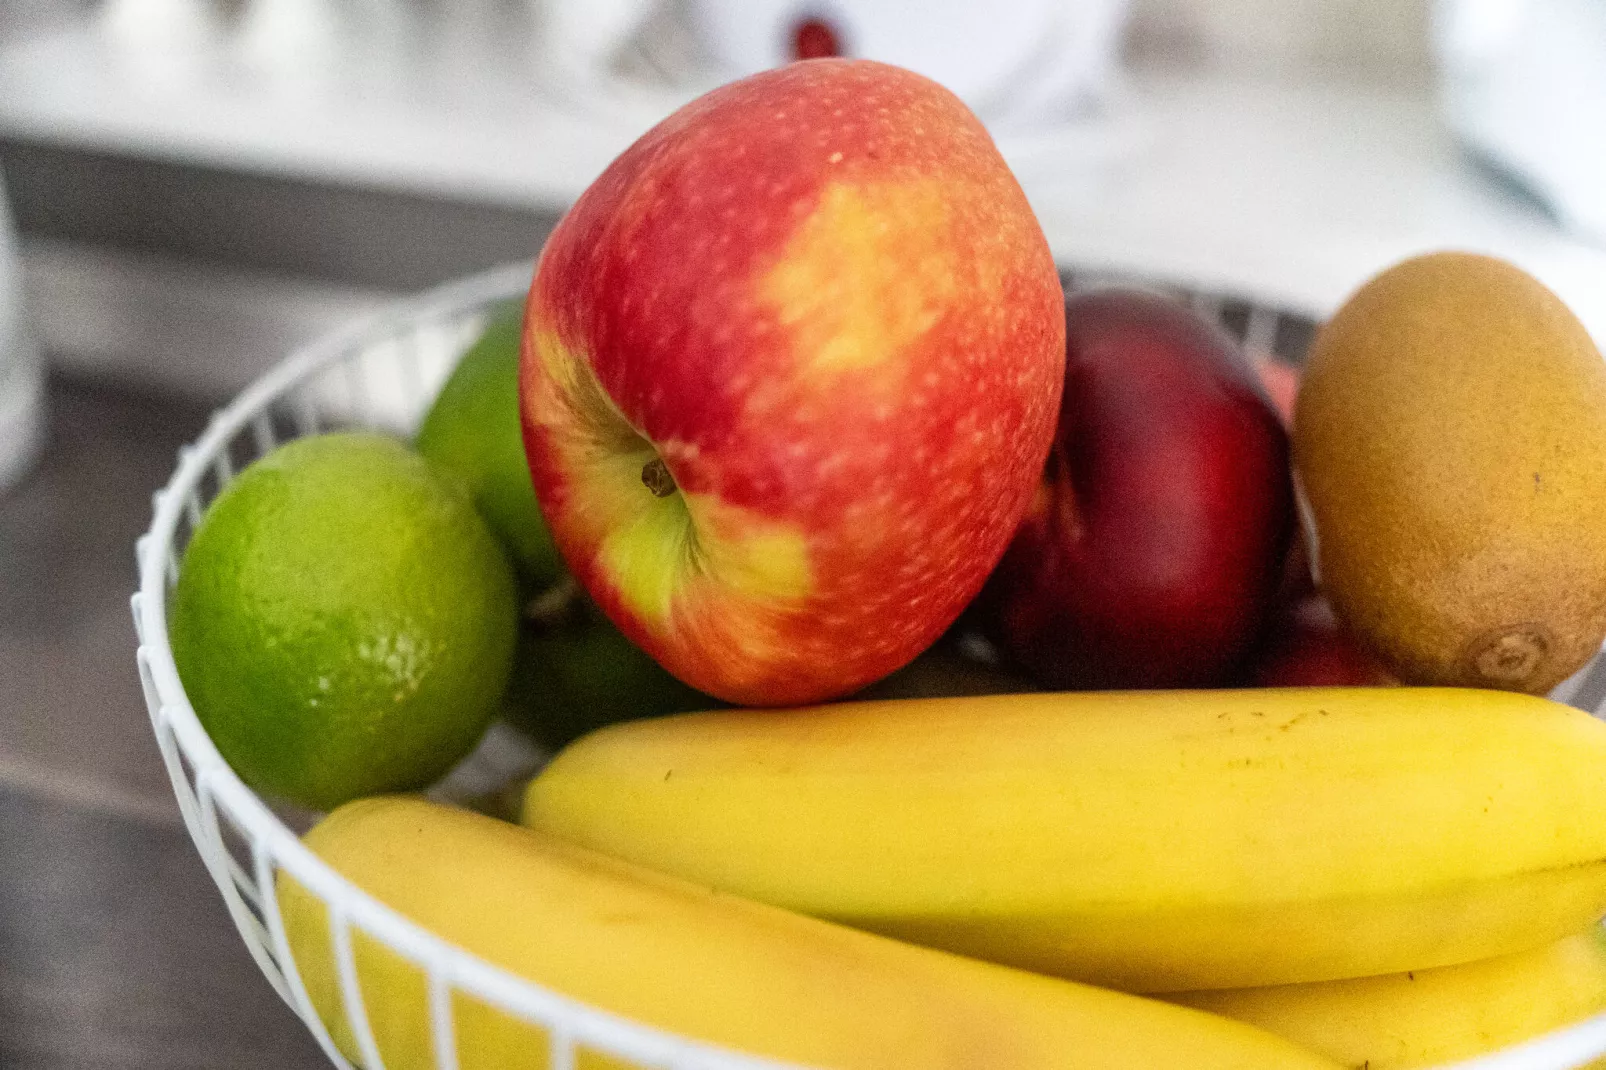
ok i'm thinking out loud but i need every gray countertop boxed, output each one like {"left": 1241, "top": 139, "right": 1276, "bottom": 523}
{"left": 1, "top": 372, "right": 326, "bottom": 1069}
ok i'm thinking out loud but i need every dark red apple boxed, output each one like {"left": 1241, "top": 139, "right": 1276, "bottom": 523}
{"left": 1252, "top": 354, "right": 1318, "bottom": 603}
{"left": 1252, "top": 352, "right": 1300, "bottom": 428}
{"left": 1251, "top": 596, "right": 1397, "bottom": 687}
{"left": 978, "top": 289, "right": 1294, "bottom": 689}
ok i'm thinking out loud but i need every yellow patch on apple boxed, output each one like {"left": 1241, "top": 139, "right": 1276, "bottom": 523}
{"left": 598, "top": 494, "right": 812, "bottom": 632}
{"left": 762, "top": 180, "right": 957, "bottom": 378}
{"left": 525, "top": 328, "right": 814, "bottom": 634}
{"left": 525, "top": 329, "right": 644, "bottom": 460}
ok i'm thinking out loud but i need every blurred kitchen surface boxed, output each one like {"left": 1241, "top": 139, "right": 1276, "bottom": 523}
{"left": 0, "top": 1, "right": 1601, "bottom": 1067}
{"left": 2, "top": 0, "right": 1603, "bottom": 400}
{"left": 0, "top": 372, "right": 333, "bottom": 1067}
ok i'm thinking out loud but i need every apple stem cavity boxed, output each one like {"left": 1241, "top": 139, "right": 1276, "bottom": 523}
{"left": 642, "top": 457, "right": 678, "bottom": 498}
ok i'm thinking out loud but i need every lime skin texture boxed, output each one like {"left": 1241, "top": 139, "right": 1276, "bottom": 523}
{"left": 171, "top": 431, "right": 519, "bottom": 811}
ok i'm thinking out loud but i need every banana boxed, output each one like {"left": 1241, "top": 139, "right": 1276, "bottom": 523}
{"left": 1167, "top": 927, "right": 1606, "bottom": 1069}
{"left": 279, "top": 796, "right": 1338, "bottom": 1070}
{"left": 522, "top": 687, "right": 1606, "bottom": 992}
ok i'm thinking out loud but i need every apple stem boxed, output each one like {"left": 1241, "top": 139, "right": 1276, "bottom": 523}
{"left": 642, "top": 457, "right": 678, "bottom": 498}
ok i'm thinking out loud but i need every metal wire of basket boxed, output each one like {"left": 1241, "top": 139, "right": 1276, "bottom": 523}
{"left": 131, "top": 260, "right": 1606, "bottom": 1070}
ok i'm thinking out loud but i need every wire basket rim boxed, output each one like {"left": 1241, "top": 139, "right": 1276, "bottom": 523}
{"left": 131, "top": 258, "right": 817, "bottom": 1070}
{"left": 129, "top": 258, "right": 1606, "bottom": 1070}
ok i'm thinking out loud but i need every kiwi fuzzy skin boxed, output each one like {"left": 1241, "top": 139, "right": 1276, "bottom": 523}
{"left": 1293, "top": 251, "right": 1606, "bottom": 695}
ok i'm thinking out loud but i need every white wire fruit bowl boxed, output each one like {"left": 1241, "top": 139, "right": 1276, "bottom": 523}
{"left": 132, "top": 260, "right": 1606, "bottom": 1070}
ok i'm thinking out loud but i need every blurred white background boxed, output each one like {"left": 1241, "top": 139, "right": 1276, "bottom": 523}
{"left": 1130, "top": 0, "right": 1432, "bottom": 73}
{"left": 0, "top": 0, "right": 1600, "bottom": 408}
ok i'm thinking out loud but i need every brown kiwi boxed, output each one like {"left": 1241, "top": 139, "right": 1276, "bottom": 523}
{"left": 1293, "top": 251, "right": 1606, "bottom": 694}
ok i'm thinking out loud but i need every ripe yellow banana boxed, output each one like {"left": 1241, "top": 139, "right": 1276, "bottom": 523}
{"left": 279, "top": 796, "right": 1338, "bottom": 1070}
{"left": 1167, "top": 927, "right": 1606, "bottom": 1069}
{"left": 522, "top": 687, "right": 1606, "bottom": 992}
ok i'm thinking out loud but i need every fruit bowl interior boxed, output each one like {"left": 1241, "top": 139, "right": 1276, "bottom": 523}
{"left": 131, "top": 260, "right": 1606, "bottom": 1070}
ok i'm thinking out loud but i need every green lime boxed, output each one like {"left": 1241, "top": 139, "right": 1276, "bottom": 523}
{"left": 170, "top": 431, "right": 519, "bottom": 811}
{"left": 503, "top": 581, "right": 714, "bottom": 748}
{"left": 416, "top": 303, "right": 563, "bottom": 590}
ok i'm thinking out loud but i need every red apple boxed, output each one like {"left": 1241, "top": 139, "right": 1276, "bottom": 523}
{"left": 1250, "top": 596, "right": 1397, "bottom": 687}
{"left": 1252, "top": 352, "right": 1300, "bottom": 428}
{"left": 978, "top": 290, "right": 1294, "bottom": 689}
{"left": 519, "top": 60, "right": 1065, "bottom": 706}
{"left": 1251, "top": 355, "right": 1318, "bottom": 602}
